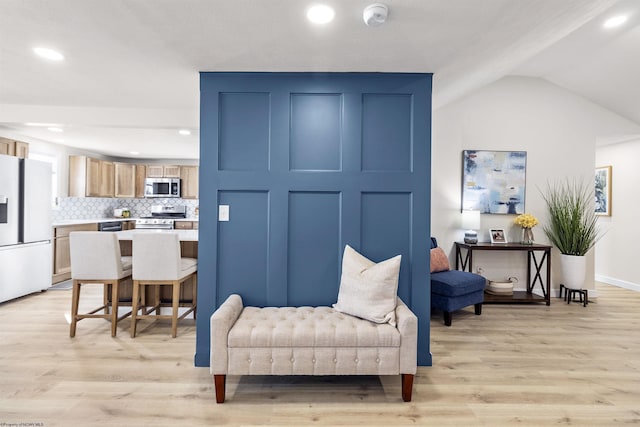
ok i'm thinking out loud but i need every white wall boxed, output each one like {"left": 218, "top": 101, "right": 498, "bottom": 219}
{"left": 595, "top": 138, "right": 640, "bottom": 291}
{"left": 432, "top": 76, "right": 640, "bottom": 296}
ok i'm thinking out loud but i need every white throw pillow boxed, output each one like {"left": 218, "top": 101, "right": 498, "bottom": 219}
{"left": 333, "top": 245, "right": 402, "bottom": 326}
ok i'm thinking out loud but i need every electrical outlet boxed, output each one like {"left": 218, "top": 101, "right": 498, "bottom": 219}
{"left": 476, "top": 266, "right": 484, "bottom": 274}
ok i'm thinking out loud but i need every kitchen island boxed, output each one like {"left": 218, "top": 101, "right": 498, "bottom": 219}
{"left": 116, "top": 229, "right": 198, "bottom": 260}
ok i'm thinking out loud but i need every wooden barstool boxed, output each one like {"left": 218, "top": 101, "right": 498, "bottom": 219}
{"left": 69, "top": 231, "right": 132, "bottom": 337}
{"left": 131, "top": 232, "right": 197, "bottom": 338}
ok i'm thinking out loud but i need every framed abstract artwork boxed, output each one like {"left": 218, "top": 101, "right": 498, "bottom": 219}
{"left": 462, "top": 150, "right": 527, "bottom": 214}
{"left": 595, "top": 165, "right": 612, "bottom": 216}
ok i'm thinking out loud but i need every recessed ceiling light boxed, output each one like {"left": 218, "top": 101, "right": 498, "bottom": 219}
{"left": 33, "top": 47, "right": 64, "bottom": 61}
{"left": 604, "top": 15, "right": 628, "bottom": 28}
{"left": 47, "top": 127, "right": 63, "bottom": 132}
{"left": 178, "top": 129, "right": 191, "bottom": 136}
{"left": 129, "top": 151, "right": 140, "bottom": 155}
{"left": 307, "top": 4, "right": 335, "bottom": 24}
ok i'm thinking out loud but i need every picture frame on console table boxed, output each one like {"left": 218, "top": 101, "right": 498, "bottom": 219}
{"left": 490, "top": 228, "right": 507, "bottom": 244}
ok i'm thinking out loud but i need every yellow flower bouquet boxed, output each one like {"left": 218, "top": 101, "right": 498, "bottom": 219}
{"left": 514, "top": 213, "right": 539, "bottom": 228}
{"left": 514, "top": 213, "right": 538, "bottom": 244}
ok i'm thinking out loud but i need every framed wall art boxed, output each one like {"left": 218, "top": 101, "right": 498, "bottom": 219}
{"left": 462, "top": 150, "right": 527, "bottom": 214}
{"left": 595, "top": 165, "right": 612, "bottom": 216}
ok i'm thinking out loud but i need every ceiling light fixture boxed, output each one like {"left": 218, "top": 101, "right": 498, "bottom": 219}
{"left": 129, "top": 151, "right": 140, "bottom": 155}
{"left": 604, "top": 15, "right": 628, "bottom": 28}
{"left": 33, "top": 47, "right": 64, "bottom": 61}
{"left": 363, "top": 3, "right": 388, "bottom": 27}
{"left": 47, "top": 127, "right": 63, "bottom": 132}
{"left": 307, "top": 4, "right": 335, "bottom": 24}
{"left": 178, "top": 129, "right": 191, "bottom": 136}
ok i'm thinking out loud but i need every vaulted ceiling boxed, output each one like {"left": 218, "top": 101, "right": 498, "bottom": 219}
{"left": 1, "top": 0, "right": 639, "bottom": 159}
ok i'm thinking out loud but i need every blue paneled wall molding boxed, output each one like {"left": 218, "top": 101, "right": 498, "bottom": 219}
{"left": 196, "top": 73, "right": 432, "bottom": 366}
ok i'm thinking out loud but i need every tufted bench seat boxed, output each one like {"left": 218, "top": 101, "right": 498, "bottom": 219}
{"left": 210, "top": 294, "right": 418, "bottom": 403}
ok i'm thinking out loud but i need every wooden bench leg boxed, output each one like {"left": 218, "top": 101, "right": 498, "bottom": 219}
{"left": 214, "top": 374, "right": 226, "bottom": 403}
{"left": 401, "top": 374, "right": 414, "bottom": 402}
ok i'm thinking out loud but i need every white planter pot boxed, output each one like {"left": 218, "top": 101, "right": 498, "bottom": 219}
{"left": 560, "top": 254, "right": 586, "bottom": 290}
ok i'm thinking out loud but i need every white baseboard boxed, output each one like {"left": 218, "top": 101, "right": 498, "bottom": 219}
{"left": 595, "top": 275, "right": 640, "bottom": 292}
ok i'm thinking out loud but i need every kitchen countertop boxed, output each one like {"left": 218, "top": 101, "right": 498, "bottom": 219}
{"left": 116, "top": 229, "right": 198, "bottom": 242}
{"left": 52, "top": 218, "right": 137, "bottom": 227}
{"left": 52, "top": 217, "right": 198, "bottom": 227}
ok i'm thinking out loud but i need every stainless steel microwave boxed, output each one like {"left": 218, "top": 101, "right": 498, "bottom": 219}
{"left": 144, "top": 178, "right": 180, "bottom": 198}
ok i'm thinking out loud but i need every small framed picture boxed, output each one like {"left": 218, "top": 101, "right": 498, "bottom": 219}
{"left": 490, "top": 228, "right": 507, "bottom": 244}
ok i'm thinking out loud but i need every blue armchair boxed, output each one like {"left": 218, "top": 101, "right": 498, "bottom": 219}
{"left": 430, "top": 237, "right": 486, "bottom": 326}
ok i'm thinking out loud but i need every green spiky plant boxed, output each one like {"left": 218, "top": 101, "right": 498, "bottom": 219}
{"left": 541, "top": 179, "right": 602, "bottom": 256}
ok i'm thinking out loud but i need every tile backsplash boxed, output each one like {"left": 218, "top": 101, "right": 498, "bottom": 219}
{"left": 52, "top": 197, "right": 199, "bottom": 221}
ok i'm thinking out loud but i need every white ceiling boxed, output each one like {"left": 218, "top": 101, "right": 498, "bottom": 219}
{"left": 1, "top": 0, "right": 639, "bottom": 159}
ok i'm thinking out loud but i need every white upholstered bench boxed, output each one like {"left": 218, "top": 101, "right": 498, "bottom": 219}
{"left": 210, "top": 294, "right": 418, "bottom": 402}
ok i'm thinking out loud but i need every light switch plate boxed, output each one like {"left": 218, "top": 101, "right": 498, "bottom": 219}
{"left": 218, "top": 205, "right": 229, "bottom": 221}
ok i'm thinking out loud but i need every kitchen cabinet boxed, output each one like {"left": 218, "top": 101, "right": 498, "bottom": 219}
{"left": 0, "top": 137, "right": 29, "bottom": 157}
{"left": 135, "top": 164, "right": 146, "bottom": 198}
{"left": 14, "top": 141, "right": 29, "bottom": 158}
{"left": 100, "top": 161, "right": 115, "bottom": 197}
{"left": 114, "top": 162, "right": 136, "bottom": 198}
{"left": 146, "top": 164, "right": 181, "bottom": 178}
{"left": 174, "top": 220, "right": 198, "bottom": 230}
{"left": 180, "top": 166, "right": 199, "bottom": 199}
{"left": 163, "top": 165, "right": 181, "bottom": 177}
{"left": 0, "top": 137, "right": 14, "bottom": 156}
{"left": 69, "top": 155, "right": 114, "bottom": 197}
{"left": 52, "top": 223, "right": 98, "bottom": 283}
{"left": 146, "top": 165, "right": 164, "bottom": 178}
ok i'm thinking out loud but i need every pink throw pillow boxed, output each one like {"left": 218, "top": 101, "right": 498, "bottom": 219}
{"left": 430, "top": 247, "right": 450, "bottom": 273}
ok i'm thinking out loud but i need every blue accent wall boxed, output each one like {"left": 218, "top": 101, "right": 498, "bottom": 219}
{"left": 196, "top": 72, "right": 432, "bottom": 367}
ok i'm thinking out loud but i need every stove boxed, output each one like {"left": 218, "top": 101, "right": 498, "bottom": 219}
{"left": 135, "top": 205, "right": 186, "bottom": 230}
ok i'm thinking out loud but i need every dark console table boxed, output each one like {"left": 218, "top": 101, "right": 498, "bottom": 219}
{"left": 455, "top": 242, "right": 552, "bottom": 305}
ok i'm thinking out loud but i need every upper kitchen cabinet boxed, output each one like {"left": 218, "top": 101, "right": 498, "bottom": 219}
{"left": 14, "top": 141, "right": 29, "bottom": 158}
{"left": 100, "top": 161, "right": 115, "bottom": 197}
{"left": 0, "top": 137, "right": 15, "bottom": 156}
{"left": 114, "top": 162, "right": 136, "bottom": 198}
{"left": 180, "top": 166, "right": 199, "bottom": 199}
{"left": 146, "top": 165, "right": 181, "bottom": 178}
{"left": 0, "top": 137, "right": 29, "bottom": 158}
{"left": 69, "top": 155, "right": 114, "bottom": 197}
{"left": 135, "top": 164, "right": 146, "bottom": 198}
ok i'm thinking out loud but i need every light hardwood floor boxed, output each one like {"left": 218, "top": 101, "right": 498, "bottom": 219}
{"left": 1, "top": 283, "right": 639, "bottom": 426}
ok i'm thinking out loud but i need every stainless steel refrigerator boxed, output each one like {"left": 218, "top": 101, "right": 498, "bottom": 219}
{"left": 0, "top": 154, "right": 52, "bottom": 302}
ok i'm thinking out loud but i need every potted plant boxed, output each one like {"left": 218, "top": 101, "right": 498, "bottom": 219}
{"left": 540, "top": 179, "right": 602, "bottom": 290}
